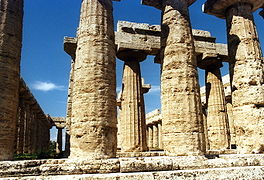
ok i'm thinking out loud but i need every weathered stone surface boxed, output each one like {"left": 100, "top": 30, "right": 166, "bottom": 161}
{"left": 205, "top": 62, "right": 230, "bottom": 150}
{"left": 0, "top": 0, "right": 24, "bottom": 161}
{"left": 115, "top": 21, "right": 229, "bottom": 64}
{"left": 65, "top": 22, "right": 229, "bottom": 67}
{"left": 117, "top": 51, "right": 148, "bottom": 152}
{"left": 160, "top": 0, "right": 205, "bottom": 156}
{"left": 3, "top": 154, "right": 264, "bottom": 178}
{"left": 203, "top": 0, "right": 264, "bottom": 18}
{"left": 8, "top": 166, "right": 264, "bottom": 180}
{"left": 225, "top": 3, "right": 264, "bottom": 154}
{"left": 70, "top": 0, "right": 117, "bottom": 159}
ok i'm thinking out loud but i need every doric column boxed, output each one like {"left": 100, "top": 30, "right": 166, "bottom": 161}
{"left": 0, "top": 0, "right": 24, "bottom": 160}
{"left": 160, "top": 0, "right": 205, "bottom": 155}
{"left": 204, "top": 0, "right": 264, "bottom": 153}
{"left": 64, "top": 37, "right": 77, "bottom": 157}
{"left": 226, "top": 96, "right": 236, "bottom": 148}
{"left": 148, "top": 126, "right": 153, "bottom": 149}
{"left": 117, "top": 50, "right": 148, "bottom": 152}
{"left": 158, "top": 122, "right": 163, "bottom": 149}
{"left": 201, "top": 103, "right": 209, "bottom": 151}
{"left": 56, "top": 127, "right": 63, "bottom": 154}
{"left": 153, "top": 124, "right": 159, "bottom": 149}
{"left": 205, "top": 62, "right": 230, "bottom": 150}
{"left": 70, "top": 0, "right": 118, "bottom": 159}
{"left": 65, "top": 61, "right": 74, "bottom": 157}
{"left": 16, "top": 100, "right": 25, "bottom": 154}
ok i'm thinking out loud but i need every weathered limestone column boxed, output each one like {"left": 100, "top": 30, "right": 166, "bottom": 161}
{"left": 56, "top": 127, "right": 63, "bottom": 154}
{"left": 205, "top": 62, "right": 230, "bottom": 150}
{"left": 226, "top": 96, "right": 236, "bottom": 148}
{"left": 153, "top": 124, "right": 159, "bottom": 149}
{"left": 158, "top": 123, "right": 163, "bottom": 149}
{"left": 160, "top": 0, "right": 205, "bottom": 155}
{"left": 117, "top": 50, "right": 148, "bottom": 152}
{"left": 204, "top": 0, "right": 264, "bottom": 153}
{"left": 65, "top": 61, "right": 74, "bottom": 157}
{"left": 148, "top": 126, "right": 153, "bottom": 149}
{"left": 64, "top": 37, "right": 77, "bottom": 157}
{"left": 16, "top": 100, "right": 25, "bottom": 154}
{"left": 70, "top": 0, "right": 118, "bottom": 159}
{"left": 0, "top": 0, "right": 24, "bottom": 160}
{"left": 201, "top": 103, "right": 209, "bottom": 151}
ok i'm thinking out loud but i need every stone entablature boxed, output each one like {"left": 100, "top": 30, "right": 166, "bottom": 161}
{"left": 115, "top": 21, "right": 228, "bottom": 65}
{"left": 146, "top": 109, "right": 161, "bottom": 125}
{"left": 64, "top": 21, "right": 228, "bottom": 66}
{"left": 51, "top": 117, "right": 66, "bottom": 129}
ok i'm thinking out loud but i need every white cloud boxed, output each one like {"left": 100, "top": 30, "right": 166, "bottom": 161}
{"left": 32, "top": 81, "right": 65, "bottom": 92}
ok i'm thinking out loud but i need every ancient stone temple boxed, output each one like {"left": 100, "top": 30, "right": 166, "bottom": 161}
{"left": 0, "top": 0, "right": 24, "bottom": 161}
{"left": 204, "top": 0, "right": 264, "bottom": 154}
{"left": 1, "top": 0, "right": 264, "bottom": 179}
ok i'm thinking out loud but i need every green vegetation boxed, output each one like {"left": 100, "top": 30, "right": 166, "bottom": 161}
{"left": 14, "top": 141, "right": 58, "bottom": 160}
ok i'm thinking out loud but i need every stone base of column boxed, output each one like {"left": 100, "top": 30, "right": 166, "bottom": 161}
{"left": 163, "top": 133, "right": 205, "bottom": 156}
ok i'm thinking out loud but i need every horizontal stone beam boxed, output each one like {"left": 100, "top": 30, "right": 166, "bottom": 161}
{"left": 52, "top": 117, "right": 66, "bottom": 128}
{"left": 203, "top": 0, "right": 264, "bottom": 19}
{"left": 19, "top": 78, "right": 53, "bottom": 127}
{"left": 65, "top": 21, "right": 228, "bottom": 68}
{"left": 116, "top": 21, "right": 228, "bottom": 67}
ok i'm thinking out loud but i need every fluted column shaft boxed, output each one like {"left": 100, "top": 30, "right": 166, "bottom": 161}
{"left": 23, "top": 104, "right": 31, "bottom": 153}
{"left": 148, "top": 126, "right": 153, "bottom": 149}
{"left": 16, "top": 100, "right": 25, "bottom": 154}
{"left": 226, "top": 97, "right": 236, "bottom": 147}
{"left": 119, "top": 55, "right": 147, "bottom": 152}
{"left": 160, "top": 0, "right": 205, "bottom": 155}
{"left": 153, "top": 124, "right": 159, "bottom": 149}
{"left": 0, "top": 0, "right": 23, "bottom": 160}
{"left": 56, "top": 128, "right": 63, "bottom": 154}
{"left": 70, "top": 0, "right": 117, "bottom": 159}
{"left": 226, "top": 3, "right": 264, "bottom": 153}
{"left": 158, "top": 123, "right": 163, "bottom": 149}
{"left": 65, "top": 61, "right": 74, "bottom": 157}
{"left": 205, "top": 62, "right": 230, "bottom": 150}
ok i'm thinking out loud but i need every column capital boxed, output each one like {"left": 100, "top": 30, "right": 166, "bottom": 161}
{"left": 198, "top": 55, "right": 224, "bottom": 70}
{"left": 142, "top": 0, "right": 196, "bottom": 10}
{"left": 203, "top": 0, "right": 264, "bottom": 19}
{"left": 117, "top": 49, "right": 147, "bottom": 62}
{"left": 260, "top": 8, "right": 264, "bottom": 18}
{"left": 64, "top": 37, "right": 77, "bottom": 60}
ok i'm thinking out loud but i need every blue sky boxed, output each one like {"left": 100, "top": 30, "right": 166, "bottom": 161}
{"left": 21, "top": 0, "right": 264, "bottom": 141}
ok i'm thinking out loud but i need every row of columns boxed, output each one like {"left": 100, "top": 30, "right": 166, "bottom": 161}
{"left": 16, "top": 79, "right": 52, "bottom": 155}
{"left": 147, "top": 121, "right": 163, "bottom": 150}
{"left": 62, "top": 0, "right": 264, "bottom": 159}
{"left": 204, "top": 0, "right": 264, "bottom": 153}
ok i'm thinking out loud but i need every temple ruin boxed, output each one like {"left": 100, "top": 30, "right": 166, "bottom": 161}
{"left": 0, "top": 0, "right": 264, "bottom": 179}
